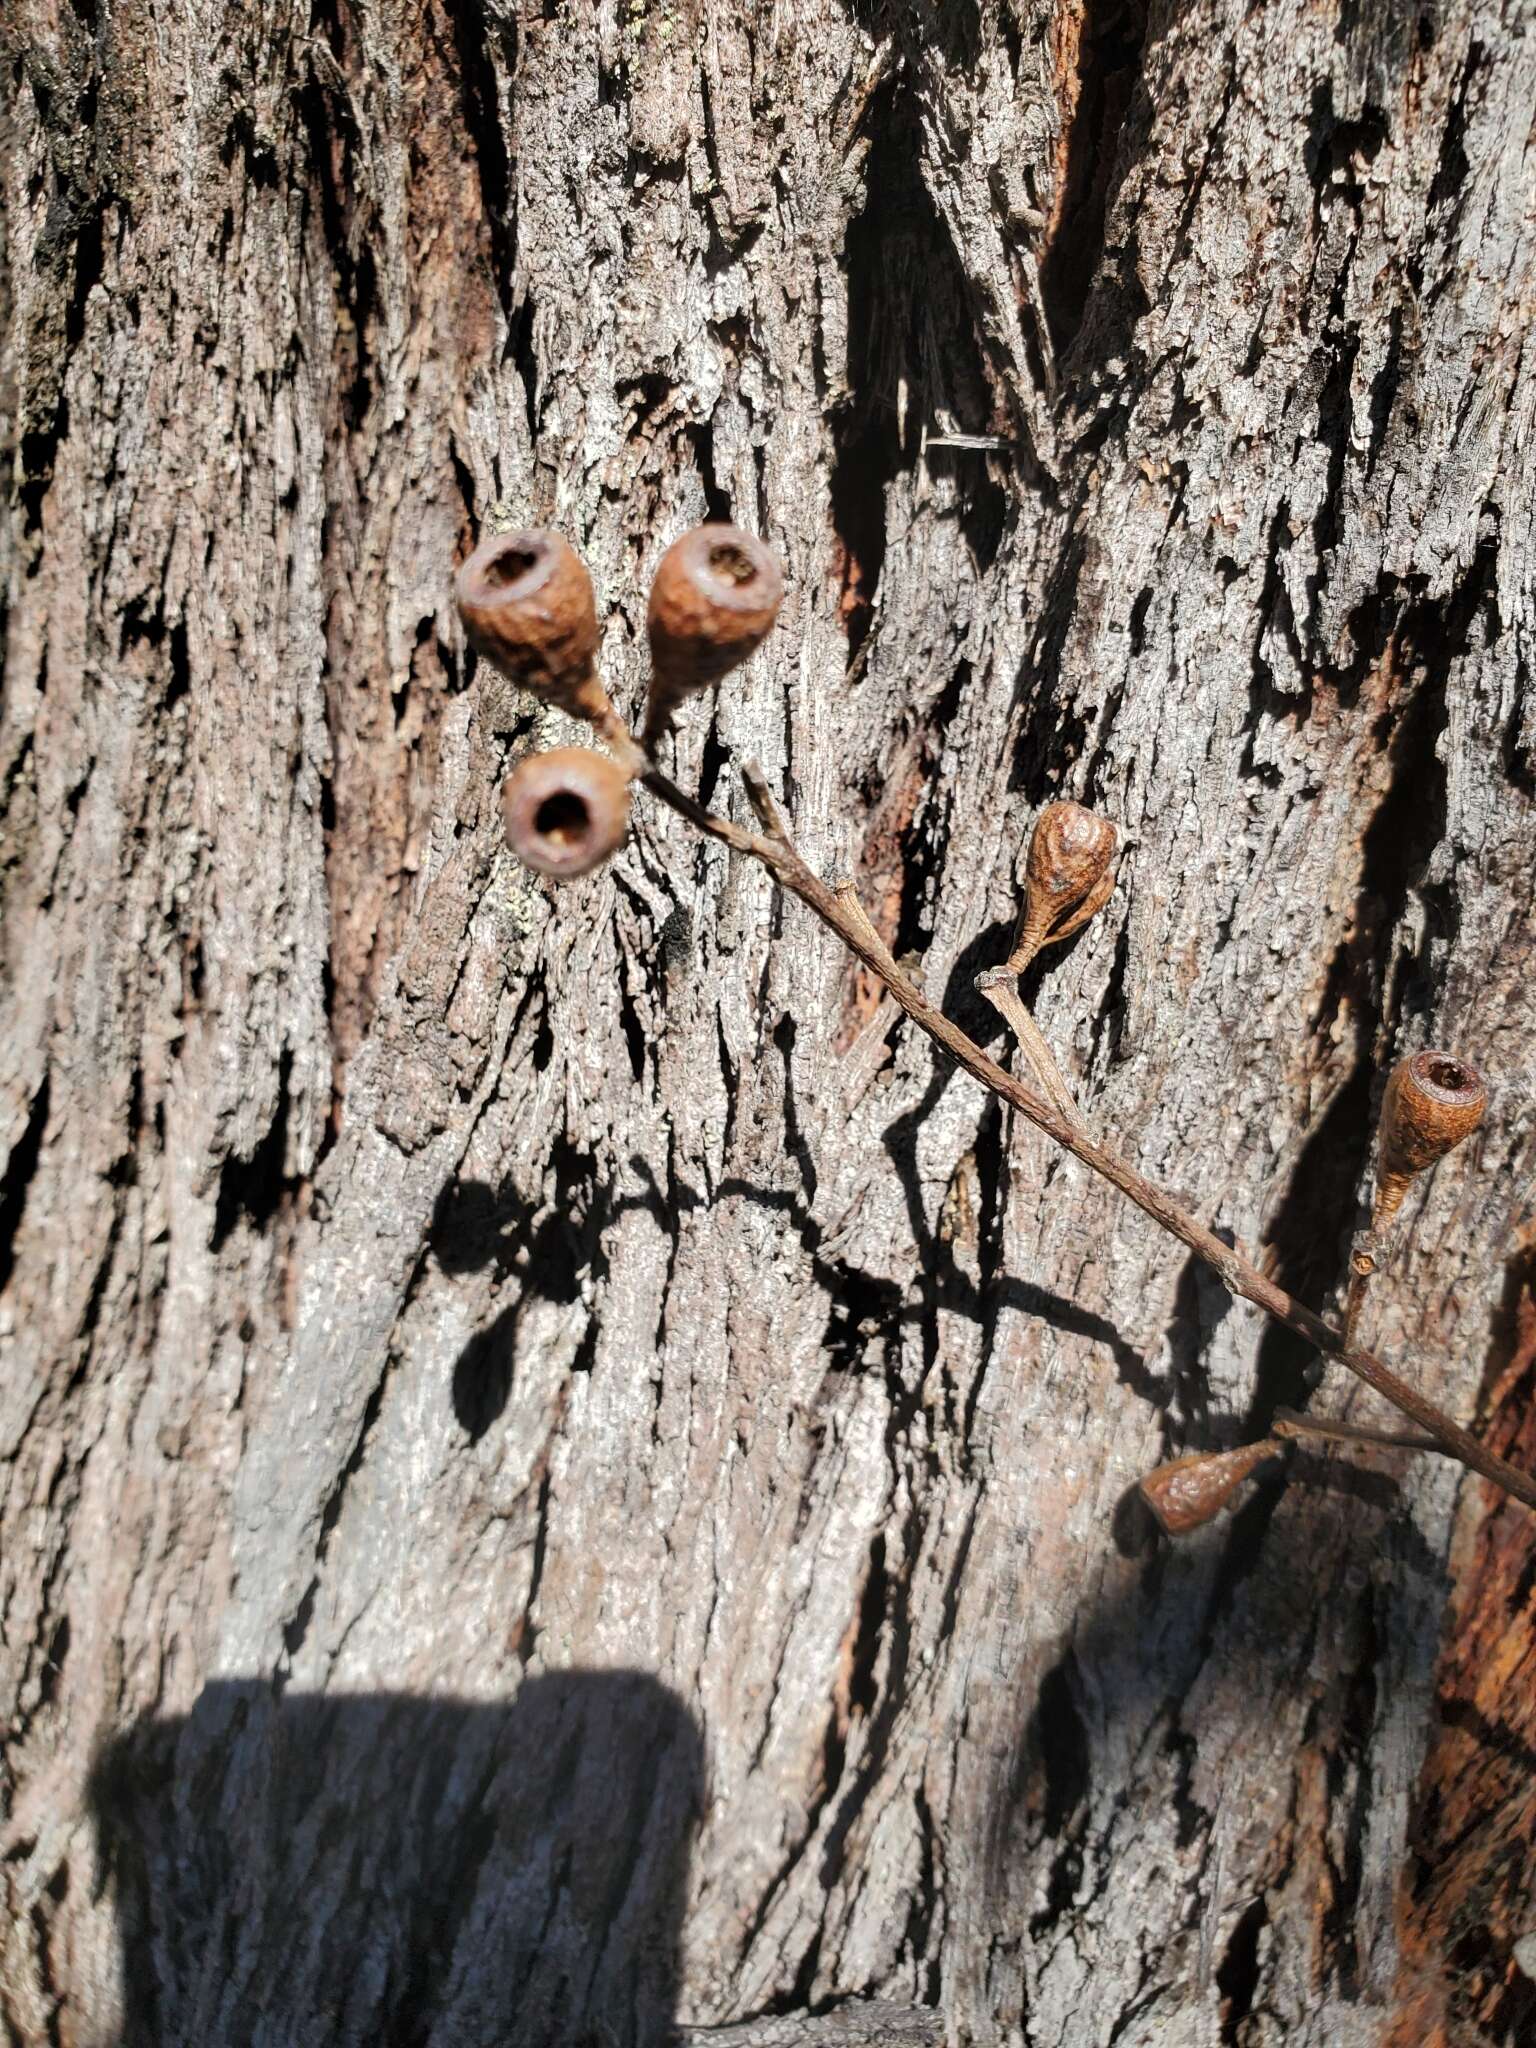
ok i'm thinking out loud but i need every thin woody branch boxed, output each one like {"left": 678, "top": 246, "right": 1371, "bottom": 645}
{"left": 974, "top": 967, "right": 1086, "bottom": 1137}
{"left": 634, "top": 768, "right": 1536, "bottom": 1513}
{"left": 830, "top": 875, "right": 903, "bottom": 979}
{"left": 1273, "top": 1407, "right": 1444, "bottom": 1457}
{"left": 459, "top": 522, "right": 1536, "bottom": 1515}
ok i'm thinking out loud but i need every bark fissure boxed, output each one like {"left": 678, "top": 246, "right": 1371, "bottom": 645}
{"left": 5, "top": 0, "right": 1536, "bottom": 2039}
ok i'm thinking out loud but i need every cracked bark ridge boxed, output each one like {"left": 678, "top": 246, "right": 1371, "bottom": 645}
{"left": 5, "top": 0, "right": 1536, "bottom": 2043}
{"left": 676, "top": 2001, "right": 941, "bottom": 2045}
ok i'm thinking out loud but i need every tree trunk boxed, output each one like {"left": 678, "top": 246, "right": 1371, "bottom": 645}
{"left": 3, "top": 1, "right": 1534, "bottom": 2043}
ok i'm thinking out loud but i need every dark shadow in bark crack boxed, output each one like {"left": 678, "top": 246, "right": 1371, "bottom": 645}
{"left": 434, "top": 1064, "right": 1156, "bottom": 1451}
{"left": 91, "top": 1672, "right": 704, "bottom": 2048}
{"left": 712, "top": 1165, "right": 1152, "bottom": 1406}
{"left": 826, "top": 38, "right": 1006, "bottom": 665}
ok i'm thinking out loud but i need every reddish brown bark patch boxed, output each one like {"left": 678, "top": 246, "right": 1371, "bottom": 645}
{"left": 1387, "top": 1246, "right": 1536, "bottom": 2047}
{"left": 837, "top": 746, "right": 930, "bottom": 1047}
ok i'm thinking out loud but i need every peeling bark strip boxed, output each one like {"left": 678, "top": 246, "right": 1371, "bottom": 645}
{"left": 3, "top": 2, "right": 1536, "bottom": 2045}
{"left": 1385, "top": 1249, "right": 1536, "bottom": 2048}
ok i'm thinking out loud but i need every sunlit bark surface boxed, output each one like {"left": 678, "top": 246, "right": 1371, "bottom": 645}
{"left": 3, "top": 2, "right": 1534, "bottom": 2042}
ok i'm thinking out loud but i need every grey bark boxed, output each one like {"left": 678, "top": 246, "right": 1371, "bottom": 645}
{"left": 676, "top": 2005, "right": 941, "bottom": 2046}
{"left": 3, "top": 2, "right": 1535, "bottom": 2046}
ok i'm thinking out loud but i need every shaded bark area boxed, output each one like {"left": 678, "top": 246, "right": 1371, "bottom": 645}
{"left": 3, "top": 2, "right": 1535, "bottom": 2045}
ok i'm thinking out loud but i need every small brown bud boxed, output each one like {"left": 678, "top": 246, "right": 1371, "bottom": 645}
{"left": 1009, "top": 801, "right": 1117, "bottom": 969}
{"left": 1138, "top": 1441, "right": 1283, "bottom": 1536}
{"left": 501, "top": 748, "right": 632, "bottom": 878}
{"left": 1373, "top": 1049, "right": 1487, "bottom": 1224}
{"left": 644, "top": 524, "right": 784, "bottom": 741}
{"left": 457, "top": 529, "right": 612, "bottom": 726}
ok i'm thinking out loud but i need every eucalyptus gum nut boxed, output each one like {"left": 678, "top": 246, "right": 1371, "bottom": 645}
{"left": 1139, "top": 1441, "right": 1283, "bottom": 1536}
{"left": 1374, "top": 1049, "right": 1487, "bottom": 1221}
{"left": 502, "top": 748, "right": 632, "bottom": 879}
{"left": 1012, "top": 801, "right": 1117, "bottom": 962}
{"left": 644, "top": 524, "right": 783, "bottom": 739}
{"left": 457, "top": 529, "right": 612, "bottom": 725}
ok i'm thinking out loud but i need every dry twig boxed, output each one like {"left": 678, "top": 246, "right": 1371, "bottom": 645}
{"left": 459, "top": 522, "right": 1536, "bottom": 1515}
{"left": 632, "top": 765, "right": 1535, "bottom": 1512}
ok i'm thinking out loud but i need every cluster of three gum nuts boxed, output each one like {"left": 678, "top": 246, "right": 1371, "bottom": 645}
{"left": 455, "top": 522, "right": 784, "bottom": 877}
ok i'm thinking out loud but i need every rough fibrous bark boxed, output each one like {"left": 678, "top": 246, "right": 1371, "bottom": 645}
{"left": 3, "top": 2, "right": 1535, "bottom": 2044}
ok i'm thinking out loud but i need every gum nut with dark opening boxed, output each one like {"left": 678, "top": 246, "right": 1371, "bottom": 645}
{"left": 646, "top": 524, "right": 784, "bottom": 694}
{"left": 501, "top": 748, "right": 632, "bottom": 879}
{"left": 456, "top": 529, "right": 606, "bottom": 719}
{"left": 1375, "top": 1050, "right": 1487, "bottom": 1221}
